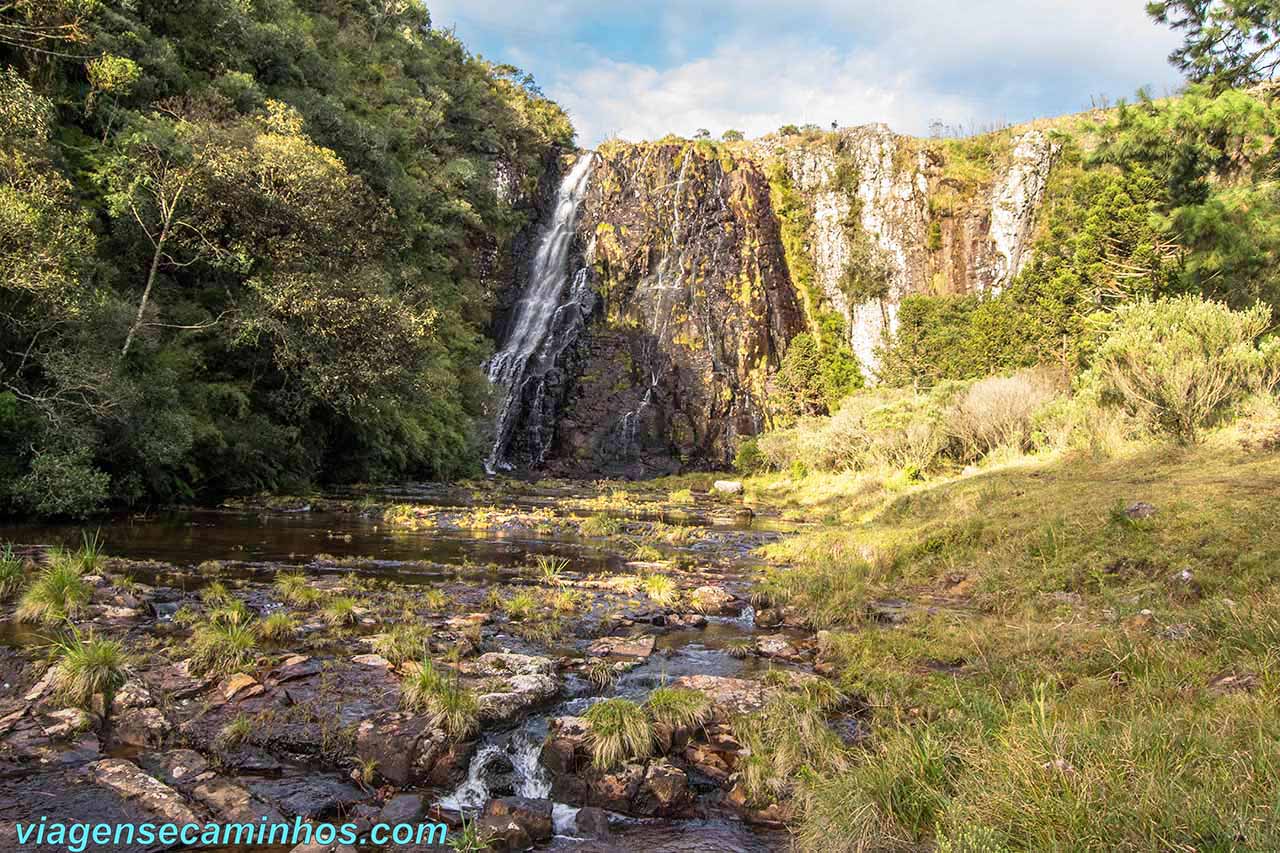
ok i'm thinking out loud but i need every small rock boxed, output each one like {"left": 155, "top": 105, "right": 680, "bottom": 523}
{"left": 351, "top": 653, "right": 392, "bottom": 668}
{"left": 712, "top": 480, "right": 743, "bottom": 494}
{"left": 219, "top": 673, "right": 263, "bottom": 702}
{"left": 1124, "top": 501, "right": 1156, "bottom": 520}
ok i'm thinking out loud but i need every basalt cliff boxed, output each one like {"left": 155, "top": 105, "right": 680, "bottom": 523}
{"left": 489, "top": 123, "right": 1062, "bottom": 476}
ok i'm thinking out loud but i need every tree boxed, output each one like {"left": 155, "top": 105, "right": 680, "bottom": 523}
{"left": 1148, "top": 0, "right": 1280, "bottom": 90}
{"left": 722, "top": 129, "right": 744, "bottom": 141}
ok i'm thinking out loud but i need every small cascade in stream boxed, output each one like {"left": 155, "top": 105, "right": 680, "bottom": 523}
{"left": 486, "top": 153, "right": 596, "bottom": 473}
{"left": 438, "top": 732, "right": 551, "bottom": 813}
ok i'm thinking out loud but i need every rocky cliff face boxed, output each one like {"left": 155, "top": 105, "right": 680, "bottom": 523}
{"left": 494, "top": 125, "right": 1059, "bottom": 476}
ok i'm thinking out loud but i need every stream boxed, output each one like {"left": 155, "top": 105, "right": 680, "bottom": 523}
{"left": 0, "top": 480, "right": 822, "bottom": 852}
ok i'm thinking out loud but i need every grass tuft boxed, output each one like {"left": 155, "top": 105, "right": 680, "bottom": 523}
{"left": 584, "top": 698, "right": 653, "bottom": 769}
{"left": 400, "top": 660, "right": 478, "bottom": 740}
{"left": 17, "top": 558, "right": 91, "bottom": 624}
{"left": 47, "top": 627, "right": 127, "bottom": 710}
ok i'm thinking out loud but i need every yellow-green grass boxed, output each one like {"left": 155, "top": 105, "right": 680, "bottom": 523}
{"left": 749, "top": 433, "right": 1280, "bottom": 851}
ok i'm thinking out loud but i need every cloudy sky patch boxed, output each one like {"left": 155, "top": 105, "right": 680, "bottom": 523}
{"left": 425, "top": 0, "right": 1185, "bottom": 145}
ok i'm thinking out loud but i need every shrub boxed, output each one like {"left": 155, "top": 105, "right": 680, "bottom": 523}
{"left": 188, "top": 621, "right": 257, "bottom": 676}
{"left": 400, "top": 660, "right": 478, "bottom": 740}
{"left": 733, "top": 437, "right": 766, "bottom": 474}
{"left": 584, "top": 698, "right": 653, "bottom": 768}
{"left": 47, "top": 628, "right": 127, "bottom": 709}
{"left": 1088, "top": 296, "right": 1278, "bottom": 443}
{"left": 10, "top": 449, "right": 110, "bottom": 518}
{"left": 16, "top": 557, "right": 91, "bottom": 624}
{"left": 948, "top": 369, "right": 1061, "bottom": 461}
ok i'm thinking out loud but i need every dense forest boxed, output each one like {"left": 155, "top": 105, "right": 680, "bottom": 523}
{"left": 1, "top": 0, "right": 572, "bottom": 516}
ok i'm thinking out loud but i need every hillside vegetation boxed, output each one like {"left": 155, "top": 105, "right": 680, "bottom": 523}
{"left": 1, "top": 0, "right": 571, "bottom": 516}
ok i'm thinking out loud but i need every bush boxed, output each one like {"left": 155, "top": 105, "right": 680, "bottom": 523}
{"left": 10, "top": 450, "right": 110, "bottom": 518}
{"left": 733, "top": 437, "right": 765, "bottom": 474}
{"left": 1088, "top": 296, "right": 1278, "bottom": 443}
{"left": 947, "top": 369, "right": 1061, "bottom": 461}
{"left": 645, "top": 686, "right": 711, "bottom": 730}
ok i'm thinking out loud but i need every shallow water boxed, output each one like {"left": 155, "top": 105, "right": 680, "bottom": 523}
{"left": 0, "top": 482, "right": 802, "bottom": 852}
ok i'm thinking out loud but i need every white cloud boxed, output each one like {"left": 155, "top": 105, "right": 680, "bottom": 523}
{"left": 427, "top": 0, "right": 1186, "bottom": 145}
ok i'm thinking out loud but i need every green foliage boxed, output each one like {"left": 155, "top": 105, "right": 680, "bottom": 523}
{"left": 371, "top": 624, "right": 431, "bottom": 665}
{"left": 733, "top": 436, "right": 766, "bottom": 474}
{"left": 1148, "top": 1, "right": 1280, "bottom": 91}
{"left": 47, "top": 628, "right": 128, "bottom": 711}
{"left": 1087, "top": 296, "right": 1278, "bottom": 443}
{"left": 722, "top": 129, "right": 745, "bottom": 141}
{"left": 584, "top": 698, "right": 653, "bottom": 769}
{"left": 322, "top": 595, "right": 359, "bottom": 626}
{"left": 256, "top": 611, "right": 296, "bottom": 642}
{"left": 772, "top": 333, "right": 864, "bottom": 422}
{"left": 0, "top": 0, "right": 572, "bottom": 516}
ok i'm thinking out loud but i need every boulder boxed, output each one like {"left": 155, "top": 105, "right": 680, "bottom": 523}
{"left": 712, "top": 480, "right": 743, "bottom": 494}
{"left": 353, "top": 711, "right": 448, "bottom": 787}
{"left": 115, "top": 706, "right": 170, "bottom": 748}
{"left": 248, "top": 774, "right": 365, "bottom": 819}
{"left": 469, "top": 652, "right": 554, "bottom": 677}
{"left": 378, "top": 793, "right": 425, "bottom": 825}
{"left": 483, "top": 797, "right": 553, "bottom": 844}
{"left": 633, "top": 760, "right": 692, "bottom": 816}
{"left": 573, "top": 806, "right": 610, "bottom": 838}
{"left": 688, "top": 585, "right": 737, "bottom": 615}
{"left": 477, "top": 674, "right": 560, "bottom": 724}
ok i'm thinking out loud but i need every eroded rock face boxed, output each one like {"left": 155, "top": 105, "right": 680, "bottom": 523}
{"left": 499, "top": 127, "right": 1058, "bottom": 474}
{"left": 536, "top": 141, "right": 807, "bottom": 476}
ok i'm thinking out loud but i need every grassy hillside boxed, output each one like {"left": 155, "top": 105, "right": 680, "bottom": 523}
{"left": 743, "top": 403, "right": 1280, "bottom": 850}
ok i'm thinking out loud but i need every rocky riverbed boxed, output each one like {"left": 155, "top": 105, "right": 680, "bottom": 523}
{"left": 0, "top": 480, "right": 858, "bottom": 851}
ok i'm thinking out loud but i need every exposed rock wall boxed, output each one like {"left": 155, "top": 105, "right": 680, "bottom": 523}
{"left": 499, "top": 125, "right": 1059, "bottom": 475}
{"left": 541, "top": 142, "right": 806, "bottom": 476}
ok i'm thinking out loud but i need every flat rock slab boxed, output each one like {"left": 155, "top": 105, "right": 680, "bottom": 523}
{"left": 248, "top": 774, "right": 365, "bottom": 819}
{"left": 587, "top": 635, "right": 656, "bottom": 658}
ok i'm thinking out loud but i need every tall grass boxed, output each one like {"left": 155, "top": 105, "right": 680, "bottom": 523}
{"left": 47, "top": 628, "right": 127, "bottom": 710}
{"left": 400, "top": 660, "right": 478, "bottom": 740}
{"left": 17, "top": 557, "right": 91, "bottom": 624}
{"left": 0, "top": 545, "right": 27, "bottom": 601}
{"left": 188, "top": 621, "right": 257, "bottom": 676}
{"left": 584, "top": 698, "right": 653, "bottom": 769}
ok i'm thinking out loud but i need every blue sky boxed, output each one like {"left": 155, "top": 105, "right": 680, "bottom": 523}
{"left": 425, "top": 1, "right": 1186, "bottom": 146}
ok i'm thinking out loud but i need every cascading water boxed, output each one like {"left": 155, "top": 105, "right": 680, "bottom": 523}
{"left": 486, "top": 153, "right": 596, "bottom": 473}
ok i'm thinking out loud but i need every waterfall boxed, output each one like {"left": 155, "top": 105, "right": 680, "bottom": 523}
{"left": 486, "top": 153, "right": 596, "bottom": 473}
